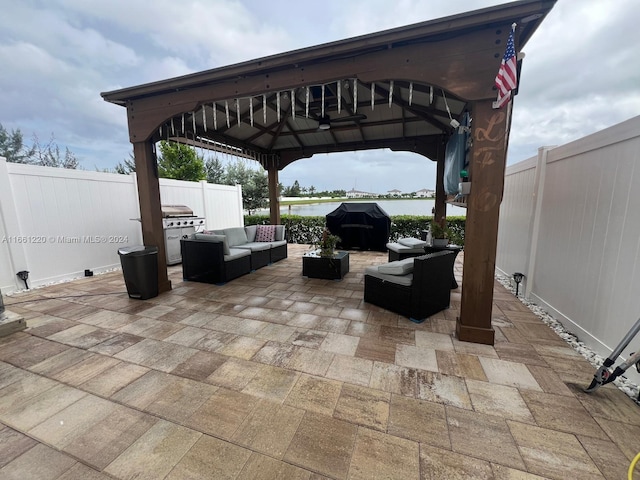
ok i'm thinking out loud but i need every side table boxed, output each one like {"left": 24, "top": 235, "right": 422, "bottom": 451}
{"left": 302, "top": 251, "right": 350, "bottom": 280}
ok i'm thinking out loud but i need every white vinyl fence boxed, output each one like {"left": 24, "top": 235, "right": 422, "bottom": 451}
{"left": 497, "top": 115, "right": 640, "bottom": 377}
{"left": 0, "top": 159, "right": 243, "bottom": 293}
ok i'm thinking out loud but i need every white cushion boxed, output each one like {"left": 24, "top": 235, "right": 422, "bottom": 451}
{"left": 245, "top": 225, "right": 257, "bottom": 242}
{"left": 365, "top": 267, "right": 414, "bottom": 286}
{"left": 194, "top": 233, "right": 230, "bottom": 255}
{"left": 377, "top": 258, "right": 415, "bottom": 275}
{"left": 398, "top": 237, "right": 427, "bottom": 248}
{"left": 223, "top": 227, "right": 248, "bottom": 247}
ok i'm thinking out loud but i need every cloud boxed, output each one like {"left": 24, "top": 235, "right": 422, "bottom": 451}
{"left": 0, "top": 0, "right": 638, "bottom": 185}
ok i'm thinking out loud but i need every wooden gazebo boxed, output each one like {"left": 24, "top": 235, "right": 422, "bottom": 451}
{"left": 102, "top": 0, "right": 556, "bottom": 344}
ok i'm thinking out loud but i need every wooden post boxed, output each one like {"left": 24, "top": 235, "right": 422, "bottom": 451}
{"left": 268, "top": 166, "right": 281, "bottom": 225}
{"left": 456, "top": 99, "right": 508, "bottom": 345}
{"left": 132, "top": 140, "right": 171, "bottom": 294}
{"left": 434, "top": 153, "right": 447, "bottom": 225}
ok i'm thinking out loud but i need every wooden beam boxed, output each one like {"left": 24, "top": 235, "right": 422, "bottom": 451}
{"left": 434, "top": 154, "right": 446, "bottom": 225}
{"left": 121, "top": 26, "right": 515, "bottom": 143}
{"left": 456, "top": 99, "right": 509, "bottom": 345}
{"left": 132, "top": 140, "right": 171, "bottom": 294}
{"left": 267, "top": 167, "right": 280, "bottom": 225}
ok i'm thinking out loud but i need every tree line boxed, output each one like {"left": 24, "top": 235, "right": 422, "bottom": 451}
{"left": 0, "top": 123, "right": 79, "bottom": 169}
{"left": 1, "top": 123, "right": 344, "bottom": 212}
{"left": 281, "top": 180, "right": 345, "bottom": 198}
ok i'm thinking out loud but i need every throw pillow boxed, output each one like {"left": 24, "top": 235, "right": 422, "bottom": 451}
{"left": 398, "top": 237, "right": 427, "bottom": 248}
{"left": 256, "top": 225, "right": 276, "bottom": 242}
{"left": 378, "top": 258, "right": 415, "bottom": 275}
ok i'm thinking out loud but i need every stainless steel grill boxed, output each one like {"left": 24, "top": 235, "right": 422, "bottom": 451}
{"left": 161, "top": 205, "right": 205, "bottom": 265}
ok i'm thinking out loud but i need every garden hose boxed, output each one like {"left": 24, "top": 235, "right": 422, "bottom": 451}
{"left": 628, "top": 452, "right": 640, "bottom": 480}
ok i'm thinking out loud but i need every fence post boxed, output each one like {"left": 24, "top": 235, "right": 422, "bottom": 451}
{"left": 200, "top": 180, "right": 210, "bottom": 229}
{"left": 0, "top": 158, "right": 29, "bottom": 291}
{"left": 524, "top": 146, "right": 551, "bottom": 299}
{"left": 236, "top": 184, "right": 244, "bottom": 226}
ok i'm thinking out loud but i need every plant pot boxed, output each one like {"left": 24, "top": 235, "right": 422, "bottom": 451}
{"left": 432, "top": 238, "right": 448, "bottom": 247}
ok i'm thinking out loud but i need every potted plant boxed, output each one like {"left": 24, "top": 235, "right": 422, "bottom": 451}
{"left": 430, "top": 220, "right": 450, "bottom": 247}
{"left": 316, "top": 228, "right": 341, "bottom": 257}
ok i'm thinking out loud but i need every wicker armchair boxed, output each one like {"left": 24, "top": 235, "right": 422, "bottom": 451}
{"left": 364, "top": 250, "right": 456, "bottom": 323}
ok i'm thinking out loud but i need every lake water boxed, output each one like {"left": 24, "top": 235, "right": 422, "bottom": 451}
{"left": 260, "top": 199, "right": 466, "bottom": 217}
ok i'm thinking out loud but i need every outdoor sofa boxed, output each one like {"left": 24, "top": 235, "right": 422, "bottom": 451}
{"left": 181, "top": 225, "right": 287, "bottom": 284}
{"left": 364, "top": 250, "right": 455, "bottom": 323}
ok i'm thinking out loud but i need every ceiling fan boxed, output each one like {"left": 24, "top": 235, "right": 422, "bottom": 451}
{"left": 316, "top": 113, "right": 367, "bottom": 130}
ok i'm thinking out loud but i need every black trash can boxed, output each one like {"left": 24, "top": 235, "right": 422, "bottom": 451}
{"left": 118, "top": 246, "right": 159, "bottom": 300}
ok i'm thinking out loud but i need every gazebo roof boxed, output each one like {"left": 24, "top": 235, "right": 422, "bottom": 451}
{"left": 102, "top": 0, "right": 556, "bottom": 169}
{"left": 101, "top": 0, "right": 557, "bottom": 345}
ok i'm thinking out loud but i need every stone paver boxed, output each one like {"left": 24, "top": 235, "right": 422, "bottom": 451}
{"left": 0, "top": 245, "right": 634, "bottom": 479}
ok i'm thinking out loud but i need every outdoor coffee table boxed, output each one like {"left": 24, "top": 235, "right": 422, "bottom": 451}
{"left": 302, "top": 250, "right": 349, "bottom": 280}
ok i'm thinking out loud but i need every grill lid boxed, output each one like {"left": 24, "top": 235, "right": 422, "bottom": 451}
{"left": 161, "top": 205, "right": 194, "bottom": 218}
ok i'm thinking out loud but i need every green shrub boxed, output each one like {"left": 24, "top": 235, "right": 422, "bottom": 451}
{"left": 244, "top": 214, "right": 466, "bottom": 246}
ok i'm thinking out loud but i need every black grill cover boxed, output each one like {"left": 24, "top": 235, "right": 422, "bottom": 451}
{"left": 326, "top": 203, "right": 391, "bottom": 252}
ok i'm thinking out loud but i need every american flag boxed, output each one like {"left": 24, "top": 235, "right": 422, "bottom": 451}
{"left": 493, "top": 25, "right": 517, "bottom": 109}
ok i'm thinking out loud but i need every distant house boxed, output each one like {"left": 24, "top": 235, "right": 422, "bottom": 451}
{"left": 387, "top": 189, "right": 402, "bottom": 197}
{"left": 346, "top": 188, "right": 376, "bottom": 198}
{"left": 415, "top": 188, "right": 435, "bottom": 198}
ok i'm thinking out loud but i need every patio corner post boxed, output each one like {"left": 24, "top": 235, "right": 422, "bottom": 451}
{"left": 456, "top": 99, "right": 509, "bottom": 345}
{"left": 434, "top": 151, "right": 447, "bottom": 225}
{"left": 268, "top": 166, "right": 281, "bottom": 226}
{"left": 132, "top": 140, "right": 171, "bottom": 294}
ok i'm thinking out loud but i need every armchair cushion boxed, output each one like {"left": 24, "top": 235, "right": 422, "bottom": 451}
{"left": 364, "top": 266, "right": 413, "bottom": 286}
{"left": 274, "top": 225, "right": 285, "bottom": 241}
{"left": 377, "top": 258, "right": 415, "bottom": 275}
{"left": 398, "top": 237, "right": 427, "bottom": 248}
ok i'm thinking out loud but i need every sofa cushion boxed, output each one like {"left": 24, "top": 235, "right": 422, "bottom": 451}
{"left": 223, "top": 227, "right": 248, "bottom": 247}
{"left": 377, "top": 258, "right": 415, "bottom": 275}
{"left": 256, "top": 225, "right": 276, "bottom": 242}
{"left": 274, "top": 225, "right": 285, "bottom": 241}
{"left": 269, "top": 240, "right": 287, "bottom": 248}
{"left": 236, "top": 242, "right": 271, "bottom": 252}
{"left": 398, "top": 237, "right": 427, "bottom": 248}
{"left": 194, "top": 233, "right": 230, "bottom": 255}
{"left": 245, "top": 225, "right": 257, "bottom": 242}
{"left": 225, "top": 248, "right": 252, "bottom": 261}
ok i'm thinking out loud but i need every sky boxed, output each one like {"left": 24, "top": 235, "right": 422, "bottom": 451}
{"left": 1, "top": 0, "right": 639, "bottom": 194}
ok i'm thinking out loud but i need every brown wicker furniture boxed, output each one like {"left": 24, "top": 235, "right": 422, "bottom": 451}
{"left": 364, "top": 250, "right": 456, "bottom": 323}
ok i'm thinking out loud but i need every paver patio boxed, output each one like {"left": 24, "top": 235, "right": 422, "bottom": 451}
{"left": 0, "top": 244, "right": 639, "bottom": 479}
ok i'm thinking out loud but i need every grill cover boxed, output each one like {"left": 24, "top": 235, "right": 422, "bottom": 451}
{"left": 326, "top": 203, "right": 391, "bottom": 252}
{"left": 161, "top": 205, "right": 193, "bottom": 217}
